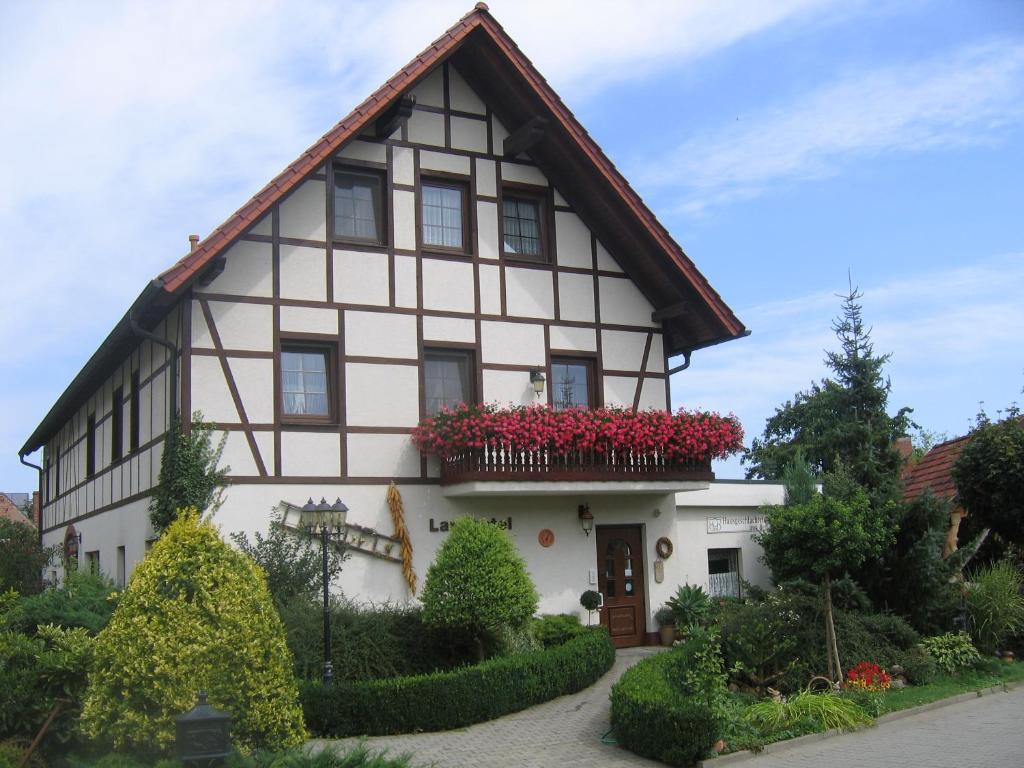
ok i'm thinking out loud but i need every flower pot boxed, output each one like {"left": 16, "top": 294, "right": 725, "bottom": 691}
{"left": 659, "top": 625, "right": 676, "bottom": 646}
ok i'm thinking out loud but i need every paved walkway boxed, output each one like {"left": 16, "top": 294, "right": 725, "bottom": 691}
{"left": 738, "top": 684, "right": 1024, "bottom": 768}
{"left": 311, "top": 646, "right": 663, "bottom": 768}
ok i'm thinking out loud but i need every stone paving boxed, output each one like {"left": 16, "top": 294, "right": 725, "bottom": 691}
{"left": 739, "top": 684, "right": 1024, "bottom": 768}
{"left": 311, "top": 646, "right": 664, "bottom": 768}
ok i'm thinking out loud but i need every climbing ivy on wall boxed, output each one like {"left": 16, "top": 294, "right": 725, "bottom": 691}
{"left": 149, "top": 413, "right": 229, "bottom": 533}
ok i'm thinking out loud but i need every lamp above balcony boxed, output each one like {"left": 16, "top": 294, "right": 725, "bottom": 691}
{"left": 578, "top": 504, "right": 594, "bottom": 536}
{"left": 529, "top": 369, "right": 546, "bottom": 397}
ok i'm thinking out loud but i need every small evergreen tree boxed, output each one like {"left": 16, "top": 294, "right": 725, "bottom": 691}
{"left": 420, "top": 517, "right": 538, "bottom": 661}
{"left": 0, "top": 518, "right": 56, "bottom": 595}
{"left": 80, "top": 508, "right": 305, "bottom": 754}
{"left": 756, "top": 463, "right": 895, "bottom": 681}
{"left": 149, "top": 413, "right": 229, "bottom": 532}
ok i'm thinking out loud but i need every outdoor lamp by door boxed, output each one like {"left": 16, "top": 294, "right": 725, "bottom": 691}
{"left": 529, "top": 368, "right": 546, "bottom": 396}
{"left": 176, "top": 690, "right": 232, "bottom": 765}
{"left": 300, "top": 497, "right": 349, "bottom": 686}
{"left": 578, "top": 504, "right": 594, "bottom": 536}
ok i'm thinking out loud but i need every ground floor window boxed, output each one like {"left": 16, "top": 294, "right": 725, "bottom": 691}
{"left": 84, "top": 550, "right": 100, "bottom": 575}
{"left": 707, "top": 548, "right": 741, "bottom": 598}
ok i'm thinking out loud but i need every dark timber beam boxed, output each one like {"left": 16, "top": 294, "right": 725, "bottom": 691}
{"left": 375, "top": 94, "right": 416, "bottom": 139}
{"left": 651, "top": 301, "right": 690, "bottom": 322}
{"left": 503, "top": 116, "right": 547, "bottom": 157}
{"left": 198, "top": 256, "right": 227, "bottom": 286}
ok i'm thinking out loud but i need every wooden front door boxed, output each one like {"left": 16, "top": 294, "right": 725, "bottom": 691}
{"left": 596, "top": 525, "right": 647, "bottom": 647}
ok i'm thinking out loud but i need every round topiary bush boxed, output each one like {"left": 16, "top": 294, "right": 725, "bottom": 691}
{"left": 79, "top": 508, "right": 305, "bottom": 754}
{"left": 420, "top": 517, "right": 538, "bottom": 660}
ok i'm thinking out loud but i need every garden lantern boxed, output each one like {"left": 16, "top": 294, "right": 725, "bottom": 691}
{"left": 529, "top": 368, "right": 546, "bottom": 396}
{"left": 175, "top": 690, "right": 232, "bottom": 765}
{"left": 300, "top": 497, "right": 349, "bottom": 686}
{"left": 578, "top": 504, "right": 594, "bottom": 536}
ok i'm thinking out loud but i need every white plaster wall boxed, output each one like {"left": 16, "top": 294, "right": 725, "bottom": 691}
{"left": 449, "top": 66, "right": 486, "bottom": 114}
{"left": 492, "top": 115, "right": 509, "bottom": 151}
{"left": 345, "top": 363, "right": 420, "bottom": 427}
{"left": 345, "top": 311, "right": 417, "bottom": 359}
{"left": 483, "top": 369, "right": 535, "bottom": 406}
{"left": 393, "top": 190, "right": 417, "bottom": 251}
{"left": 451, "top": 117, "right": 487, "bottom": 153}
{"left": 393, "top": 147, "right": 414, "bottom": 186}
{"left": 410, "top": 67, "right": 444, "bottom": 108}
{"left": 476, "top": 201, "right": 499, "bottom": 260}
{"left": 420, "top": 150, "right": 470, "bottom": 176}
{"left": 220, "top": 430, "right": 260, "bottom": 476}
{"left": 337, "top": 140, "right": 387, "bottom": 164}
{"left": 279, "top": 306, "right": 338, "bottom": 335}
{"left": 190, "top": 356, "right": 238, "bottom": 423}
{"left": 280, "top": 179, "right": 326, "bottom": 242}
{"left": 281, "top": 431, "right": 341, "bottom": 477}
{"left": 638, "top": 378, "right": 668, "bottom": 411}
{"left": 250, "top": 215, "right": 272, "bottom": 237}
{"left": 394, "top": 255, "right": 417, "bottom": 308}
{"left": 478, "top": 264, "right": 502, "bottom": 315}
{"left": 557, "top": 273, "right": 596, "bottom": 322}
{"left": 191, "top": 302, "right": 213, "bottom": 348}
{"left": 599, "top": 277, "right": 657, "bottom": 328}
{"left": 480, "top": 321, "right": 545, "bottom": 366}
{"left": 647, "top": 334, "right": 666, "bottom": 373}
{"left": 475, "top": 158, "right": 496, "bottom": 197}
{"left": 554, "top": 211, "right": 592, "bottom": 269}
{"left": 346, "top": 433, "right": 420, "bottom": 478}
{"left": 422, "top": 259, "right": 475, "bottom": 313}
{"left": 279, "top": 244, "right": 327, "bottom": 302}
{"left": 504, "top": 267, "right": 555, "bottom": 319}
{"left": 407, "top": 110, "right": 445, "bottom": 147}
{"left": 595, "top": 240, "right": 623, "bottom": 273}
{"left": 602, "top": 330, "right": 648, "bottom": 371}
{"left": 423, "top": 316, "right": 476, "bottom": 343}
{"left": 208, "top": 301, "right": 273, "bottom": 351}
{"left": 228, "top": 357, "right": 274, "bottom": 424}
{"left": 195, "top": 240, "right": 273, "bottom": 298}
{"left": 549, "top": 325, "right": 597, "bottom": 352}
{"left": 501, "top": 162, "right": 547, "bottom": 187}
{"left": 334, "top": 250, "right": 390, "bottom": 306}
{"left": 603, "top": 375, "right": 638, "bottom": 408}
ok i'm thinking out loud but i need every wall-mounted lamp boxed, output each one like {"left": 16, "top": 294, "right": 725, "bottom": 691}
{"left": 529, "top": 369, "right": 546, "bottom": 397}
{"left": 578, "top": 504, "right": 594, "bottom": 537}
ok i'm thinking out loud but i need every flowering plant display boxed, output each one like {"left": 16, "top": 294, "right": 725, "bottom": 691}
{"left": 845, "top": 661, "right": 892, "bottom": 692}
{"left": 411, "top": 403, "right": 744, "bottom": 463}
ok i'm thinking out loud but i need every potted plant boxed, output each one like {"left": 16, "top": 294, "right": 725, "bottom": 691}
{"left": 666, "top": 584, "right": 711, "bottom": 639}
{"left": 580, "top": 590, "right": 601, "bottom": 626}
{"left": 655, "top": 606, "right": 676, "bottom": 646}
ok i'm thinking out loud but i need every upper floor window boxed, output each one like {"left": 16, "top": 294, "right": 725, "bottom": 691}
{"left": 281, "top": 345, "right": 333, "bottom": 422}
{"left": 421, "top": 181, "right": 467, "bottom": 253}
{"left": 424, "top": 349, "right": 474, "bottom": 416}
{"left": 502, "top": 189, "right": 548, "bottom": 261}
{"left": 111, "top": 386, "right": 124, "bottom": 462}
{"left": 129, "top": 370, "right": 140, "bottom": 452}
{"left": 86, "top": 414, "right": 96, "bottom": 478}
{"left": 551, "top": 358, "right": 593, "bottom": 410}
{"left": 334, "top": 168, "right": 385, "bottom": 245}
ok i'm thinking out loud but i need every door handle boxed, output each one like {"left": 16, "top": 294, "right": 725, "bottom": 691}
{"left": 597, "top": 592, "right": 605, "bottom": 609}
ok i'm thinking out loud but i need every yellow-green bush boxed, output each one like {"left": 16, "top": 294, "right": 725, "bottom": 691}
{"left": 79, "top": 509, "right": 305, "bottom": 754}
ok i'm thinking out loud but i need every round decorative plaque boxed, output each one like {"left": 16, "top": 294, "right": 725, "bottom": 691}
{"left": 655, "top": 536, "right": 674, "bottom": 560}
{"left": 538, "top": 528, "right": 555, "bottom": 548}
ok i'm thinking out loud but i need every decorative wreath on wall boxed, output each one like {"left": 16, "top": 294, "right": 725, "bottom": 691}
{"left": 655, "top": 536, "right": 673, "bottom": 560}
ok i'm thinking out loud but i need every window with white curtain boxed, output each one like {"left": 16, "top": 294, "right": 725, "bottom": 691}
{"left": 424, "top": 350, "right": 474, "bottom": 415}
{"left": 502, "top": 195, "right": 543, "bottom": 258}
{"left": 421, "top": 182, "right": 465, "bottom": 251}
{"left": 281, "top": 347, "right": 331, "bottom": 418}
{"left": 334, "top": 169, "right": 384, "bottom": 244}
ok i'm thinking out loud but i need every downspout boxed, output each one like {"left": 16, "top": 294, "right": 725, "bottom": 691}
{"left": 129, "top": 280, "right": 179, "bottom": 422}
{"left": 19, "top": 453, "right": 43, "bottom": 548}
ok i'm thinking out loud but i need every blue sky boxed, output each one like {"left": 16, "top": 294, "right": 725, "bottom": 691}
{"left": 1, "top": 0, "right": 1022, "bottom": 489}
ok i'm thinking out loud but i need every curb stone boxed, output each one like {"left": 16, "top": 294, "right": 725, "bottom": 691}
{"left": 696, "top": 679, "right": 1019, "bottom": 768}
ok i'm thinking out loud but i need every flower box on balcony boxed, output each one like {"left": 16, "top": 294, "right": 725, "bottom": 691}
{"left": 411, "top": 404, "right": 743, "bottom": 486}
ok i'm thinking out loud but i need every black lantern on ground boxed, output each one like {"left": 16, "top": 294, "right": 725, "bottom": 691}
{"left": 578, "top": 504, "right": 594, "bottom": 536}
{"left": 300, "top": 497, "right": 348, "bottom": 685}
{"left": 176, "top": 691, "right": 232, "bottom": 765}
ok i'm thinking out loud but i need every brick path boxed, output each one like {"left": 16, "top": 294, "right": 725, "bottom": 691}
{"left": 733, "top": 684, "right": 1024, "bottom": 768}
{"left": 310, "top": 646, "right": 664, "bottom": 768}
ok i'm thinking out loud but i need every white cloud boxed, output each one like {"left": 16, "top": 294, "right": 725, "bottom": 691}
{"left": 639, "top": 39, "right": 1024, "bottom": 214}
{"left": 678, "top": 253, "right": 1024, "bottom": 477}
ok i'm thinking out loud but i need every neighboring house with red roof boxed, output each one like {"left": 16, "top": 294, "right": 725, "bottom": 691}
{"left": 902, "top": 435, "right": 971, "bottom": 556}
{"left": 18, "top": 4, "right": 763, "bottom": 647}
{"left": 0, "top": 492, "right": 38, "bottom": 528}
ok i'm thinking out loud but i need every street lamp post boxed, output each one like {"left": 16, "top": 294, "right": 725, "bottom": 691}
{"left": 300, "top": 496, "right": 348, "bottom": 686}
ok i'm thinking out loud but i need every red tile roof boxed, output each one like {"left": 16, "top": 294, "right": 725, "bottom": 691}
{"left": 902, "top": 434, "right": 970, "bottom": 506}
{"left": 157, "top": 3, "right": 744, "bottom": 337}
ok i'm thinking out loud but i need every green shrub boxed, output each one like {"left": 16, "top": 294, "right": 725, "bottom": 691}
{"left": 921, "top": 632, "right": 982, "bottom": 675}
{"left": 149, "top": 415, "right": 229, "bottom": 532}
{"left": 531, "top": 614, "right": 585, "bottom": 647}
{"left": 610, "top": 633, "right": 727, "bottom": 767}
{"left": 302, "top": 628, "right": 614, "bottom": 736}
{"left": 744, "top": 691, "right": 871, "bottom": 736}
{"left": 967, "top": 561, "right": 1024, "bottom": 655}
{"left": 62, "top": 744, "right": 412, "bottom": 768}
{"left": 666, "top": 584, "right": 711, "bottom": 630}
{"left": 420, "top": 517, "right": 538, "bottom": 660}
{"left": 0, "top": 518, "right": 56, "bottom": 596}
{"left": 80, "top": 508, "right": 305, "bottom": 755}
{"left": 5, "top": 570, "right": 117, "bottom": 635}
{"left": 893, "top": 645, "right": 938, "bottom": 685}
{"left": 718, "top": 598, "right": 799, "bottom": 691}
{"left": 0, "top": 625, "right": 93, "bottom": 749}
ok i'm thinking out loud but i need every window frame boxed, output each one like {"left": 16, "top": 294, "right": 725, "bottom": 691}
{"left": 423, "top": 346, "right": 477, "bottom": 417}
{"left": 129, "top": 370, "right": 141, "bottom": 452}
{"left": 279, "top": 340, "right": 339, "bottom": 426}
{"left": 332, "top": 166, "right": 387, "bottom": 247}
{"left": 111, "top": 386, "right": 124, "bottom": 463}
{"left": 419, "top": 176, "right": 471, "bottom": 256}
{"left": 85, "top": 413, "right": 96, "bottom": 478}
{"left": 500, "top": 183, "right": 551, "bottom": 263}
{"left": 549, "top": 355, "right": 598, "bottom": 411}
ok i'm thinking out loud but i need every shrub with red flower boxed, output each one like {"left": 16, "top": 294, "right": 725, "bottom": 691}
{"left": 845, "top": 661, "right": 891, "bottom": 692}
{"left": 410, "top": 403, "right": 744, "bottom": 464}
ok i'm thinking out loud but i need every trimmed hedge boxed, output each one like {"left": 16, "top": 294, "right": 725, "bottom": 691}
{"left": 302, "top": 627, "right": 614, "bottom": 736}
{"left": 611, "top": 642, "right": 723, "bottom": 767}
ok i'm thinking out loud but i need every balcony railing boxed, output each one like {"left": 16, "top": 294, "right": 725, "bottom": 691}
{"left": 439, "top": 444, "right": 714, "bottom": 485}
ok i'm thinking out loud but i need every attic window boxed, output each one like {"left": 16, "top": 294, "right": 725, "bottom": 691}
{"left": 334, "top": 168, "right": 385, "bottom": 245}
{"left": 501, "top": 187, "right": 548, "bottom": 261}
{"left": 421, "top": 180, "right": 468, "bottom": 253}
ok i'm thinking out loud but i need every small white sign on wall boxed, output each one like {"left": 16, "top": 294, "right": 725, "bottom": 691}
{"left": 706, "top": 514, "right": 768, "bottom": 534}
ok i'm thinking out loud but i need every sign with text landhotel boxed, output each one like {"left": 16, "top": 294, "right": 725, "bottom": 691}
{"left": 706, "top": 514, "right": 768, "bottom": 534}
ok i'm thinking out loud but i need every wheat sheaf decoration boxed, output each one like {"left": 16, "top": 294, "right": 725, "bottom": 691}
{"left": 386, "top": 481, "right": 417, "bottom": 595}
